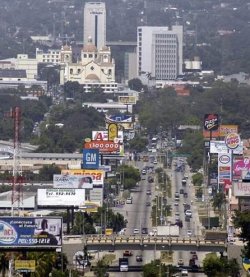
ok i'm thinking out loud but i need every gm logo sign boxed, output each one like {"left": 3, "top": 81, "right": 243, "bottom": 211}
{"left": 83, "top": 149, "right": 99, "bottom": 169}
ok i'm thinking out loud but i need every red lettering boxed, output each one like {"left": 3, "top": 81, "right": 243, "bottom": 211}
{"left": 94, "top": 133, "right": 103, "bottom": 140}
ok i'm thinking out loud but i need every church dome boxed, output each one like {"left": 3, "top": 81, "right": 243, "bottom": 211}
{"left": 100, "top": 46, "right": 109, "bottom": 51}
{"left": 82, "top": 36, "right": 97, "bottom": 52}
{"left": 61, "top": 44, "right": 71, "bottom": 51}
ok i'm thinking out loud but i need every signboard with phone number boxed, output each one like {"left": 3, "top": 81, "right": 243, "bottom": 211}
{"left": 0, "top": 217, "right": 62, "bottom": 248}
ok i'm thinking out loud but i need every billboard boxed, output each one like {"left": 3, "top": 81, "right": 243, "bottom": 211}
{"left": 105, "top": 115, "right": 134, "bottom": 130}
{"left": 233, "top": 158, "right": 250, "bottom": 180}
{"left": 203, "top": 124, "right": 238, "bottom": 139}
{"left": 118, "top": 96, "right": 136, "bottom": 104}
{"left": 210, "top": 140, "right": 243, "bottom": 155}
{"left": 82, "top": 149, "right": 99, "bottom": 169}
{"left": 61, "top": 169, "right": 104, "bottom": 184}
{"left": 218, "top": 153, "right": 231, "bottom": 184}
{"left": 92, "top": 130, "right": 124, "bottom": 143}
{"left": 15, "top": 260, "right": 36, "bottom": 272}
{"left": 53, "top": 174, "right": 93, "bottom": 189}
{"left": 233, "top": 182, "right": 250, "bottom": 197}
{"left": 204, "top": 114, "right": 219, "bottom": 131}
{"left": 108, "top": 123, "right": 118, "bottom": 141}
{"left": 84, "top": 140, "right": 120, "bottom": 153}
{"left": 37, "top": 189, "right": 85, "bottom": 207}
{"left": 0, "top": 217, "right": 62, "bottom": 248}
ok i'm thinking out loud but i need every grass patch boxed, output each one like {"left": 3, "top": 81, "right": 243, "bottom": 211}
{"left": 102, "top": 254, "right": 116, "bottom": 265}
{"left": 161, "top": 251, "right": 173, "bottom": 263}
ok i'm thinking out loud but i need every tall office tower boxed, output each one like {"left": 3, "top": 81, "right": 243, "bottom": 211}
{"left": 83, "top": 2, "right": 106, "bottom": 50}
{"left": 137, "top": 26, "right": 183, "bottom": 80}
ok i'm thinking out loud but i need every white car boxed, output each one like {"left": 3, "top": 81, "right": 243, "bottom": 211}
{"left": 185, "top": 209, "right": 192, "bottom": 217}
{"left": 133, "top": 228, "right": 140, "bottom": 235}
{"left": 187, "top": 230, "right": 192, "bottom": 237}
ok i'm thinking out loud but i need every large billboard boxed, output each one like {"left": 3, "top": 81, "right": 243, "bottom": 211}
{"left": 210, "top": 140, "right": 243, "bottom": 155}
{"left": 233, "top": 158, "right": 250, "bottom": 180}
{"left": 92, "top": 130, "right": 124, "bottom": 143}
{"left": 203, "top": 124, "right": 238, "bottom": 139}
{"left": 0, "top": 217, "right": 62, "bottom": 248}
{"left": 61, "top": 169, "right": 104, "bottom": 184}
{"left": 105, "top": 115, "right": 134, "bottom": 130}
{"left": 233, "top": 182, "right": 250, "bottom": 197}
{"left": 37, "top": 189, "right": 85, "bottom": 207}
{"left": 53, "top": 174, "right": 93, "bottom": 189}
{"left": 218, "top": 153, "right": 231, "bottom": 184}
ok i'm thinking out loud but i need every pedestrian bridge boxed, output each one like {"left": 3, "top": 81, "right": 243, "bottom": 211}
{"left": 63, "top": 235, "right": 227, "bottom": 253}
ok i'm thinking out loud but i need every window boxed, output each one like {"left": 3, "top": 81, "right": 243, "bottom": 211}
{"left": 70, "top": 68, "right": 73, "bottom": 74}
{"left": 84, "top": 54, "right": 87, "bottom": 58}
{"left": 89, "top": 54, "right": 93, "bottom": 58}
{"left": 108, "top": 69, "right": 112, "bottom": 75}
{"left": 78, "top": 69, "right": 81, "bottom": 74}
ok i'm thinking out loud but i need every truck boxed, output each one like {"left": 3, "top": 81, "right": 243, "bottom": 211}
{"left": 119, "top": 258, "right": 129, "bottom": 272}
{"left": 156, "top": 225, "right": 180, "bottom": 237}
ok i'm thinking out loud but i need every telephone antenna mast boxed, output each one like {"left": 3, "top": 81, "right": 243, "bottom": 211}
{"left": 5, "top": 107, "right": 23, "bottom": 214}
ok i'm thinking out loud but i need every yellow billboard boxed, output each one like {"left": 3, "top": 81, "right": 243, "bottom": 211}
{"left": 219, "top": 124, "right": 238, "bottom": 137}
{"left": 118, "top": 96, "right": 136, "bottom": 104}
{"left": 15, "top": 260, "right": 36, "bottom": 272}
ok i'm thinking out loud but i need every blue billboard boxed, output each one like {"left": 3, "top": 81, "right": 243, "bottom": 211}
{"left": 82, "top": 149, "right": 99, "bottom": 169}
{"left": 0, "top": 217, "right": 62, "bottom": 248}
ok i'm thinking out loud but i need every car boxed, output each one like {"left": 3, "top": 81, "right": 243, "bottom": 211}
{"left": 187, "top": 230, "right": 192, "bottom": 237}
{"left": 185, "top": 216, "right": 190, "bottom": 222}
{"left": 123, "top": 250, "right": 133, "bottom": 256}
{"left": 190, "top": 251, "right": 197, "bottom": 255}
{"left": 185, "top": 209, "right": 192, "bottom": 217}
{"left": 142, "top": 227, "right": 148, "bottom": 234}
{"left": 174, "top": 202, "right": 179, "bottom": 206}
{"left": 178, "top": 259, "right": 184, "bottom": 266}
{"left": 192, "top": 254, "right": 198, "bottom": 260}
{"left": 136, "top": 255, "right": 143, "bottom": 262}
{"left": 146, "top": 202, "right": 151, "bottom": 206}
{"left": 181, "top": 269, "right": 189, "bottom": 276}
{"left": 153, "top": 160, "right": 157, "bottom": 164}
{"left": 141, "top": 169, "right": 147, "bottom": 175}
{"left": 179, "top": 188, "right": 184, "bottom": 194}
{"left": 146, "top": 190, "right": 151, "bottom": 195}
{"left": 175, "top": 212, "right": 180, "bottom": 217}
{"left": 133, "top": 228, "right": 139, "bottom": 235}
{"left": 148, "top": 176, "right": 154, "bottom": 183}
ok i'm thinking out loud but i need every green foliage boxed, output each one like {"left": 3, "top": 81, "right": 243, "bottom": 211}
{"left": 38, "top": 164, "right": 61, "bottom": 181}
{"left": 233, "top": 210, "right": 250, "bottom": 257}
{"left": 143, "top": 260, "right": 177, "bottom": 277}
{"left": 203, "top": 254, "right": 240, "bottom": 277}
{"left": 94, "top": 258, "right": 109, "bottom": 277}
{"left": 212, "top": 192, "right": 226, "bottom": 211}
{"left": 192, "top": 172, "right": 203, "bottom": 186}
{"left": 128, "top": 134, "right": 147, "bottom": 152}
{"left": 118, "top": 165, "right": 141, "bottom": 190}
{"left": 128, "top": 78, "right": 143, "bottom": 92}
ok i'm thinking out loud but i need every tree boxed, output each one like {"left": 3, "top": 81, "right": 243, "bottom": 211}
{"left": 203, "top": 254, "right": 225, "bottom": 277}
{"left": 94, "top": 258, "right": 109, "bottom": 277}
{"left": 192, "top": 172, "right": 203, "bottom": 186}
{"left": 128, "top": 78, "right": 143, "bottom": 92}
{"left": 212, "top": 192, "right": 226, "bottom": 212}
{"left": 38, "top": 164, "right": 61, "bottom": 181}
{"left": 233, "top": 210, "right": 250, "bottom": 257}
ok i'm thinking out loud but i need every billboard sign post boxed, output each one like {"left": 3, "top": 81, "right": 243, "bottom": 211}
{"left": 0, "top": 217, "right": 62, "bottom": 248}
{"left": 82, "top": 149, "right": 99, "bottom": 169}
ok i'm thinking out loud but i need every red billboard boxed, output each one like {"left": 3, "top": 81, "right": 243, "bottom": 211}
{"left": 84, "top": 140, "right": 120, "bottom": 153}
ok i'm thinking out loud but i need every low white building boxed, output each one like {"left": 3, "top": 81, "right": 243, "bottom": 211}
{"left": 82, "top": 102, "right": 133, "bottom": 113}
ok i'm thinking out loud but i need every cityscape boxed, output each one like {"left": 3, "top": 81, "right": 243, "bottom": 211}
{"left": 0, "top": 0, "right": 250, "bottom": 277}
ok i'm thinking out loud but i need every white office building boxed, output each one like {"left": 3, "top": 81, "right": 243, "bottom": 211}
{"left": 137, "top": 26, "right": 183, "bottom": 80}
{"left": 83, "top": 2, "right": 106, "bottom": 50}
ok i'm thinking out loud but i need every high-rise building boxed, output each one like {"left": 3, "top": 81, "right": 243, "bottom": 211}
{"left": 137, "top": 26, "right": 183, "bottom": 80}
{"left": 83, "top": 2, "right": 106, "bottom": 50}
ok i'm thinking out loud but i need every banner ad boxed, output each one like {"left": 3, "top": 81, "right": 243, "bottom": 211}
{"left": 233, "top": 182, "right": 250, "bottom": 197}
{"left": 61, "top": 169, "right": 104, "bottom": 184}
{"left": 210, "top": 141, "right": 243, "bottom": 155}
{"left": 0, "top": 217, "right": 62, "bottom": 248}
{"left": 53, "top": 174, "right": 93, "bottom": 189}
{"left": 233, "top": 158, "right": 250, "bottom": 180}
{"left": 37, "top": 189, "right": 85, "bottom": 207}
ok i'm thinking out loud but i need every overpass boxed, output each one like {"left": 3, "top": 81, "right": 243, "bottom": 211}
{"left": 63, "top": 235, "right": 227, "bottom": 263}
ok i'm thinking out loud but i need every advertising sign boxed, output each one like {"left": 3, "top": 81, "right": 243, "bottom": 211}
{"left": 82, "top": 149, "right": 99, "bottom": 169}
{"left": 220, "top": 125, "right": 238, "bottom": 137}
{"left": 108, "top": 123, "right": 118, "bottom": 141}
{"left": 53, "top": 174, "right": 93, "bottom": 189}
{"left": 233, "top": 158, "right": 250, "bottom": 180}
{"left": 225, "top": 133, "right": 241, "bottom": 149}
{"left": 15, "top": 260, "right": 36, "bottom": 272}
{"left": 233, "top": 182, "right": 250, "bottom": 196}
{"left": 61, "top": 169, "right": 104, "bottom": 184}
{"left": 0, "top": 217, "right": 62, "bottom": 248}
{"left": 118, "top": 96, "right": 136, "bottom": 104}
{"left": 242, "top": 170, "right": 250, "bottom": 182}
{"left": 92, "top": 131, "right": 124, "bottom": 143}
{"left": 218, "top": 153, "right": 231, "bottom": 184}
{"left": 210, "top": 140, "right": 243, "bottom": 155}
{"left": 37, "top": 189, "right": 85, "bottom": 207}
{"left": 203, "top": 124, "right": 238, "bottom": 139}
{"left": 204, "top": 114, "right": 219, "bottom": 131}
{"left": 84, "top": 140, "right": 120, "bottom": 153}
